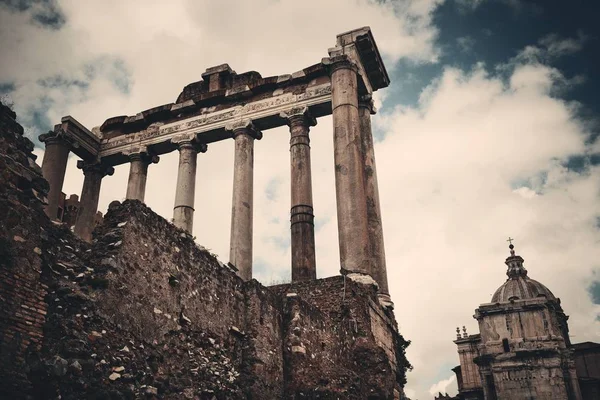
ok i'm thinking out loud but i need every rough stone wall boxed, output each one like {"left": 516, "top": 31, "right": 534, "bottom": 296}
{"left": 274, "top": 276, "right": 407, "bottom": 399}
{"left": 476, "top": 300, "right": 582, "bottom": 400}
{"left": 455, "top": 338, "right": 482, "bottom": 391}
{"left": 0, "top": 102, "right": 50, "bottom": 397}
{"left": 491, "top": 355, "right": 570, "bottom": 400}
{"left": 0, "top": 104, "right": 407, "bottom": 399}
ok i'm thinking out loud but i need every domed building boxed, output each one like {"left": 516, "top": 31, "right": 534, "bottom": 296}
{"left": 445, "top": 242, "right": 600, "bottom": 400}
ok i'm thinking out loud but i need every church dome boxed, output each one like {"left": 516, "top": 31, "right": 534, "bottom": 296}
{"left": 491, "top": 242, "right": 557, "bottom": 303}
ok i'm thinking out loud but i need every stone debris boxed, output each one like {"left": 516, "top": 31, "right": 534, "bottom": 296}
{"left": 108, "top": 372, "right": 121, "bottom": 381}
{"left": 346, "top": 273, "right": 379, "bottom": 288}
{"left": 145, "top": 385, "right": 158, "bottom": 395}
{"left": 292, "top": 345, "right": 306, "bottom": 355}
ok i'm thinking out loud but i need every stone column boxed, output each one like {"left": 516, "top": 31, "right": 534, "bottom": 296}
{"left": 359, "top": 94, "right": 391, "bottom": 305}
{"left": 226, "top": 120, "right": 262, "bottom": 281}
{"left": 171, "top": 134, "right": 207, "bottom": 234}
{"left": 39, "top": 131, "right": 70, "bottom": 220}
{"left": 281, "top": 107, "right": 317, "bottom": 282}
{"left": 125, "top": 149, "right": 159, "bottom": 202}
{"left": 74, "top": 160, "right": 114, "bottom": 242}
{"left": 328, "top": 55, "right": 372, "bottom": 276}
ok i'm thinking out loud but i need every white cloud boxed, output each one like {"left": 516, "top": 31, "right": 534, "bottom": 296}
{"left": 0, "top": 0, "right": 443, "bottom": 135}
{"left": 5, "top": 2, "right": 600, "bottom": 400}
{"left": 456, "top": 35, "right": 475, "bottom": 52}
{"left": 429, "top": 374, "right": 456, "bottom": 396}
{"left": 374, "top": 59, "right": 599, "bottom": 398}
{"left": 514, "top": 32, "right": 587, "bottom": 66}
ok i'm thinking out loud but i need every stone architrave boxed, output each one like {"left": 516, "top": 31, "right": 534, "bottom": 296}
{"left": 358, "top": 94, "right": 391, "bottom": 306}
{"left": 171, "top": 133, "right": 207, "bottom": 234}
{"left": 280, "top": 107, "right": 317, "bottom": 282}
{"left": 74, "top": 160, "right": 114, "bottom": 242}
{"left": 225, "top": 119, "right": 262, "bottom": 281}
{"left": 39, "top": 130, "right": 71, "bottom": 220}
{"left": 327, "top": 55, "right": 373, "bottom": 276}
{"left": 123, "top": 146, "right": 159, "bottom": 202}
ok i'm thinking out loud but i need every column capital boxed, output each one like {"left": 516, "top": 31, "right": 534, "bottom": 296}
{"left": 171, "top": 132, "right": 208, "bottom": 153}
{"left": 39, "top": 127, "right": 80, "bottom": 149}
{"left": 122, "top": 146, "right": 160, "bottom": 164}
{"left": 280, "top": 106, "right": 317, "bottom": 128}
{"left": 358, "top": 94, "right": 377, "bottom": 115}
{"left": 225, "top": 119, "right": 263, "bottom": 140}
{"left": 76, "top": 160, "right": 114, "bottom": 177}
{"left": 322, "top": 55, "right": 359, "bottom": 75}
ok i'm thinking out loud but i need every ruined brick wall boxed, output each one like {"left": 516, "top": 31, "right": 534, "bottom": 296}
{"left": 0, "top": 102, "right": 51, "bottom": 397}
{"left": 1, "top": 105, "right": 408, "bottom": 399}
{"left": 38, "top": 199, "right": 284, "bottom": 399}
{"left": 274, "top": 276, "right": 407, "bottom": 399}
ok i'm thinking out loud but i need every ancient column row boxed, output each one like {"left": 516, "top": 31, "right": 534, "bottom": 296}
{"left": 40, "top": 132, "right": 114, "bottom": 242}
{"left": 39, "top": 55, "right": 390, "bottom": 302}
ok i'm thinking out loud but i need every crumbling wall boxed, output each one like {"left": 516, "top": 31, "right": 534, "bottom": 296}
{"left": 0, "top": 102, "right": 51, "bottom": 397}
{"left": 275, "top": 276, "right": 406, "bottom": 399}
{"left": 31, "top": 199, "right": 284, "bottom": 399}
{"left": 0, "top": 102, "right": 409, "bottom": 399}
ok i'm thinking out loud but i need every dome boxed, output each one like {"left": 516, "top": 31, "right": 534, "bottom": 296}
{"left": 491, "top": 242, "right": 557, "bottom": 303}
{"left": 492, "top": 276, "right": 556, "bottom": 303}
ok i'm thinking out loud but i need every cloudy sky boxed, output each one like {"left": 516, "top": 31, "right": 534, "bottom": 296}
{"left": 1, "top": 0, "right": 599, "bottom": 398}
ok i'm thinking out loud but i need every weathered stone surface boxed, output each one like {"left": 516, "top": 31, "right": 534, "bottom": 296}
{"left": 172, "top": 139, "right": 206, "bottom": 233}
{"left": 282, "top": 107, "right": 317, "bottom": 282}
{"left": 0, "top": 101, "right": 51, "bottom": 397}
{"left": 1, "top": 28, "right": 408, "bottom": 399}
{"left": 329, "top": 55, "right": 372, "bottom": 276}
{"left": 228, "top": 123, "right": 261, "bottom": 281}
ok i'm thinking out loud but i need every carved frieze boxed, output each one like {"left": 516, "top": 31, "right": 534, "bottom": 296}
{"left": 100, "top": 82, "right": 332, "bottom": 158}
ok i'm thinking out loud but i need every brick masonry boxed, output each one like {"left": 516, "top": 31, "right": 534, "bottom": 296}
{"left": 0, "top": 101, "right": 51, "bottom": 397}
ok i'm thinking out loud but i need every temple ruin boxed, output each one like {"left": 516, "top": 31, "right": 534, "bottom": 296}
{"left": 38, "top": 27, "right": 392, "bottom": 304}
{"left": 0, "top": 27, "right": 412, "bottom": 399}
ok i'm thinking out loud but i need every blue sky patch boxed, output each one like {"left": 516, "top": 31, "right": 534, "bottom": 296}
{"left": 0, "top": 0, "right": 66, "bottom": 29}
{"left": 588, "top": 280, "right": 600, "bottom": 305}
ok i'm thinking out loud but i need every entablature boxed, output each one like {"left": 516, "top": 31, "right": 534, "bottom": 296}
{"left": 50, "top": 27, "right": 389, "bottom": 167}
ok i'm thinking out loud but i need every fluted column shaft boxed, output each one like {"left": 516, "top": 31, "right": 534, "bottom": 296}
{"left": 126, "top": 152, "right": 159, "bottom": 202}
{"left": 229, "top": 122, "right": 262, "bottom": 281}
{"left": 74, "top": 161, "right": 114, "bottom": 242}
{"left": 40, "top": 135, "right": 70, "bottom": 220}
{"left": 329, "top": 57, "right": 372, "bottom": 275}
{"left": 359, "top": 95, "right": 390, "bottom": 302}
{"left": 173, "top": 141, "right": 206, "bottom": 233}
{"left": 283, "top": 109, "right": 317, "bottom": 282}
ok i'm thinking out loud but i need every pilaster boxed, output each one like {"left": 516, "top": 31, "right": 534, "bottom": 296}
{"left": 280, "top": 107, "right": 317, "bottom": 282}
{"left": 171, "top": 133, "right": 207, "bottom": 234}
{"left": 358, "top": 94, "right": 391, "bottom": 307}
{"left": 226, "top": 119, "right": 262, "bottom": 281}
{"left": 74, "top": 160, "right": 114, "bottom": 242}
{"left": 123, "top": 146, "right": 159, "bottom": 202}
{"left": 326, "top": 55, "right": 373, "bottom": 277}
{"left": 39, "top": 129, "right": 71, "bottom": 220}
